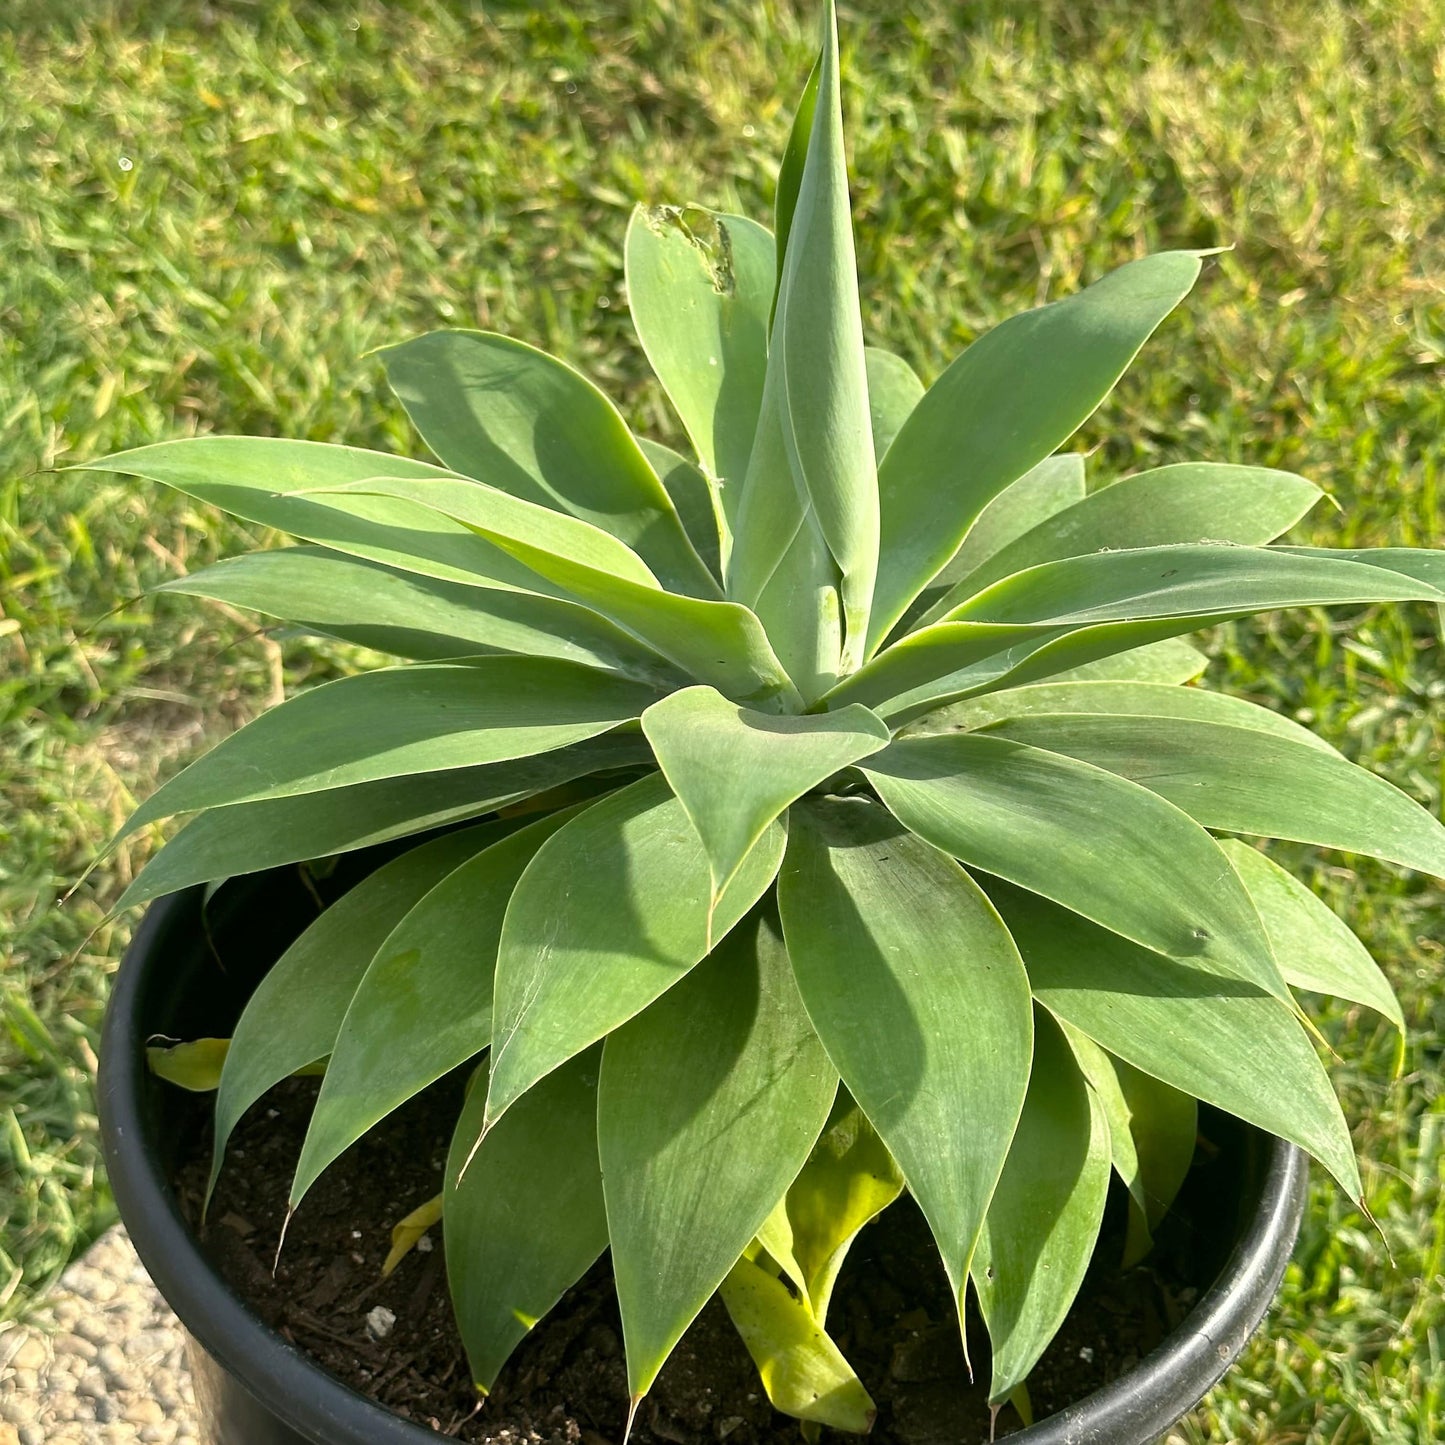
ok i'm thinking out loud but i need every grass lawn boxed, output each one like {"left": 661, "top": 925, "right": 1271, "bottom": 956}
{"left": 2, "top": 0, "right": 1442, "bottom": 1438}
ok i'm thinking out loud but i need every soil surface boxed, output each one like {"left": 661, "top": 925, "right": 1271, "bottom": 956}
{"left": 173, "top": 1075, "right": 1233, "bottom": 1445}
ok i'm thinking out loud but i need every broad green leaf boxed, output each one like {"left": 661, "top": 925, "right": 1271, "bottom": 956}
{"left": 988, "top": 714, "right": 1445, "bottom": 878}
{"left": 865, "top": 734, "right": 1291, "bottom": 1002}
{"left": 445, "top": 1051, "right": 609, "bottom": 1392}
{"left": 114, "top": 659, "right": 659, "bottom": 842}
{"left": 208, "top": 827, "right": 503, "bottom": 1204}
{"left": 987, "top": 881, "right": 1360, "bottom": 1198}
{"left": 320, "top": 476, "right": 801, "bottom": 710}
{"left": 870, "top": 252, "right": 1204, "bottom": 649}
{"left": 719, "top": 1253, "right": 876, "bottom": 1432}
{"left": 909, "top": 678, "right": 1332, "bottom": 751}
{"left": 920, "top": 464, "right": 1323, "bottom": 625}
{"left": 972, "top": 1009, "right": 1111, "bottom": 1404}
{"left": 638, "top": 438, "right": 723, "bottom": 582}
{"left": 599, "top": 908, "right": 837, "bottom": 1398}
{"left": 85, "top": 437, "right": 555, "bottom": 592}
{"left": 763, "top": 1090, "right": 905, "bottom": 1321}
{"left": 113, "top": 732, "right": 647, "bottom": 911}
{"left": 624, "top": 208, "right": 775, "bottom": 510}
{"left": 1220, "top": 839, "right": 1404, "bottom": 1029}
{"left": 1063, "top": 1027, "right": 1197, "bottom": 1266}
{"left": 1045, "top": 637, "right": 1207, "bottom": 686}
{"left": 378, "top": 329, "right": 718, "bottom": 598}
{"left": 160, "top": 545, "right": 683, "bottom": 685}
{"left": 864, "top": 347, "right": 924, "bottom": 464}
{"left": 769, "top": 0, "right": 878, "bottom": 672}
{"left": 829, "top": 544, "right": 1445, "bottom": 721}
{"left": 1278, "top": 546, "right": 1445, "bottom": 591}
{"left": 773, "top": 54, "right": 821, "bottom": 305}
{"left": 778, "top": 797, "right": 1033, "bottom": 1325}
{"left": 640, "top": 685, "right": 889, "bottom": 905}
{"left": 950, "top": 544, "right": 1445, "bottom": 628}
{"left": 291, "top": 807, "right": 583, "bottom": 1207}
{"left": 486, "top": 773, "right": 787, "bottom": 1128}
{"left": 901, "top": 454, "right": 1086, "bottom": 636}
{"left": 729, "top": 380, "right": 843, "bottom": 701}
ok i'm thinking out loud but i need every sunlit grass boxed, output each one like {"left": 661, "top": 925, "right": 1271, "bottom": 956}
{"left": 2, "top": 1, "right": 1441, "bottom": 1435}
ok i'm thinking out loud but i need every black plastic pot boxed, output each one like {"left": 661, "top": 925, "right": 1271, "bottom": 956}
{"left": 99, "top": 870, "right": 1309, "bottom": 1445}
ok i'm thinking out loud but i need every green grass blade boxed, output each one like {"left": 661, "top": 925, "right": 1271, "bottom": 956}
{"left": 624, "top": 207, "right": 774, "bottom": 523}
{"left": 486, "top": 773, "right": 787, "bottom": 1128}
{"left": 445, "top": 1050, "right": 609, "bottom": 1393}
{"left": 989, "top": 714, "right": 1445, "bottom": 877}
{"left": 866, "top": 732, "right": 1293, "bottom": 1003}
{"left": 641, "top": 685, "right": 888, "bottom": 904}
{"left": 778, "top": 796, "right": 1033, "bottom": 1337}
{"left": 871, "top": 252, "right": 1204, "bottom": 650}
{"left": 599, "top": 908, "right": 837, "bottom": 1399}
{"left": 990, "top": 881, "right": 1361, "bottom": 1199}
{"left": 378, "top": 329, "right": 719, "bottom": 598}
{"left": 972, "top": 1007, "right": 1111, "bottom": 1404}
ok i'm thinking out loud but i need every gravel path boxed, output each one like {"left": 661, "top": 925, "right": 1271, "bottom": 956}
{"left": 0, "top": 1227, "right": 197, "bottom": 1445}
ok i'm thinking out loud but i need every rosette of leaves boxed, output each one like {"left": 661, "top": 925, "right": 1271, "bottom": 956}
{"left": 95, "top": 1, "right": 1445, "bottom": 1429}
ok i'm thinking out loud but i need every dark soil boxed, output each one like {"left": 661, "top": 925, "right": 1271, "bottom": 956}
{"left": 172, "top": 1072, "right": 1239, "bottom": 1445}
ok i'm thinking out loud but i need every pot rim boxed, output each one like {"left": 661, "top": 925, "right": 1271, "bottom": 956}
{"left": 99, "top": 886, "right": 1309, "bottom": 1445}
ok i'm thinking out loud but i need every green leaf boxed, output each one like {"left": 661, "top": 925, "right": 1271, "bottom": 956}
{"left": 919, "top": 463, "right": 1323, "bottom": 625}
{"left": 972, "top": 1008, "right": 1111, "bottom": 1404}
{"left": 768, "top": 0, "right": 878, "bottom": 672}
{"left": 599, "top": 908, "right": 838, "bottom": 1398}
{"left": 208, "top": 826, "right": 503, "bottom": 1204}
{"left": 719, "top": 1253, "right": 876, "bottom": 1432}
{"left": 901, "top": 454, "right": 1087, "bottom": 635}
{"left": 909, "top": 678, "right": 1332, "bottom": 750}
{"left": 865, "top": 734, "right": 1292, "bottom": 1002}
{"left": 988, "top": 881, "right": 1361, "bottom": 1198}
{"left": 777, "top": 797, "right": 1034, "bottom": 1327}
{"left": 113, "top": 732, "right": 647, "bottom": 910}
{"left": 829, "top": 543, "right": 1445, "bottom": 721}
{"left": 486, "top": 773, "right": 787, "bottom": 1128}
{"left": 773, "top": 54, "right": 821, "bottom": 304}
{"left": 864, "top": 347, "right": 924, "bottom": 464}
{"left": 624, "top": 208, "right": 775, "bottom": 512}
{"left": 160, "top": 545, "right": 684, "bottom": 685}
{"left": 381, "top": 1193, "right": 443, "bottom": 1279}
{"left": 445, "top": 1051, "right": 609, "bottom": 1392}
{"left": 950, "top": 543, "right": 1445, "bottom": 628}
{"left": 378, "top": 329, "right": 718, "bottom": 597}
{"left": 319, "top": 475, "right": 801, "bottom": 710}
{"left": 640, "top": 685, "right": 889, "bottom": 905}
{"left": 85, "top": 437, "right": 554, "bottom": 592}
{"left": 1045, "top": 637, "right": 1207, "bottom": 686}
{"left": 146, "top": 1038, "right": 233, "bottom": 1092}
{"left": 114, "top": 658, "right": 660, "bottom": 840}
{"left": 760, "top": 1090, "right": 905, "bottom": 1321}
{"left": 871, "top": 252, "right": 1204, "bottom": 649}
{"left": 291, "top": 806, "right": 584, "bottom": 1207}
{"left": 1061, "top": 1027, "right": 1197, "bottom": 1266}
{"left": 638, "top": 438, "right": 723, "bottom": 582}
{"left": 987, "top": 714, "right": 1445, "bottom": 878}
{"left": 1219, "top": 839, "right": 1404, "bottom": 1029}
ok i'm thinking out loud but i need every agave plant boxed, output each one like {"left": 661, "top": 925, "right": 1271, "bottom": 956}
{"left": 93, "top": 0, "right": 1445, "bottom": 1431}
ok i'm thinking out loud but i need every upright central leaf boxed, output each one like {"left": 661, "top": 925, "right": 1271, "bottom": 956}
{"left": 731, "top": 0, "right": 878, "bottom": 688}
{"left": 641, "top": 685, "right": 890, "bottom": 913}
